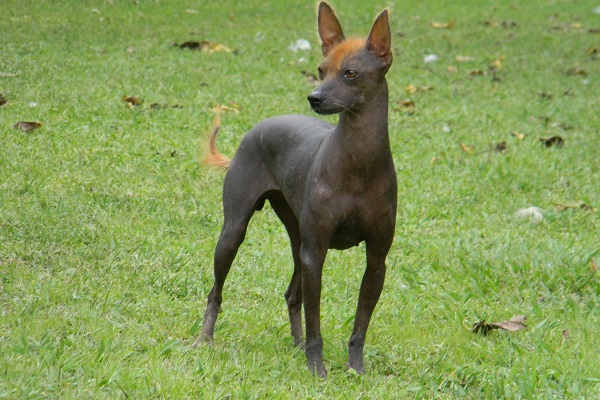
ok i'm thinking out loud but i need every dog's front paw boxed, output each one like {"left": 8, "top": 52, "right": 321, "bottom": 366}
{"left": 192, "top": 334, "right": 213, "bottom": 348}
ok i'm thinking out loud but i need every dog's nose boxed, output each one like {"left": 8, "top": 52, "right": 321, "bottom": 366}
{"left": 307, "top": 93, "right": 321, "bottom": 109}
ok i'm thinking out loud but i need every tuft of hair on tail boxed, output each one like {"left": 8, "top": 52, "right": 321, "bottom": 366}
{"left": 202, "top": 109, "right": 231, "bottom": 170}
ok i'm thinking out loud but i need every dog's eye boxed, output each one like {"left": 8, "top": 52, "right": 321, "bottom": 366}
{"left": 344, "top": 70, "right": 358, "bottom": 80}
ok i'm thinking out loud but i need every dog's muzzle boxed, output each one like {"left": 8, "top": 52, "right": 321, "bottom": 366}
{"left": 307, "top": 91, "right": 322, "bottom": 112}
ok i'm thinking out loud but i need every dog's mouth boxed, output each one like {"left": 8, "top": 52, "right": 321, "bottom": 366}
{"left": 308, "top": 101, "right": 341, "bottom": 115}
{"left": 310, "top": 104, "right": 330, "bottom": 115}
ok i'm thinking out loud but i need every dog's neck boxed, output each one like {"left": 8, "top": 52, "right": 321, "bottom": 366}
{"left": 334, "top": 79, "right": 390, "bottom": 165}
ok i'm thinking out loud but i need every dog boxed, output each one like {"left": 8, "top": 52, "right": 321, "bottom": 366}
{"left": 196, "top": 2, "right": 397, "bottom": 377}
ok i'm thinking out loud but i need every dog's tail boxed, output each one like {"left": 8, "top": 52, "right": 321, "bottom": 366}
{"left": 202, "top": 110, "right": 231, "bottom": 170}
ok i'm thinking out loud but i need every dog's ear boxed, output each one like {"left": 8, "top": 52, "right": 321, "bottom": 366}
{"left": 318, "top": 2, "right": 345, "bottom": 56}
{"left": 366, "top": 9, "right": 393, "bottom": 71}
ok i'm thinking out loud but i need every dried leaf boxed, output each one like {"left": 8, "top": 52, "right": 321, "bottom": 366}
{"left": 581, "top": 203, "right": 597, "bottom": 212}
{"left": 539, "top": 136, "right": 564, "bottom": 147}
{"left": 562, "top": 329, "right": 570, "bottom": 342}
{"left": 149, "top": 103, "right": 183, "bottom": 110}
{"left": 430, "top": 18, "right": 455, "bottom": 29}
{"left": 510, "top": 131, "right": 526, "bottom": 140}
{"left": 490, "top": 55, "right": 504, "bottom": 69}
{"left": 554, "top": 203, "right": 596, "bottom": 212}
{"left": 567, "top": 66, "right": 588, "bottom": 76}
{"left": 459, "top": 143, "right": 474, "bottom": 154}
{"left": 484, "top": 19, "right": 499, "bottom": 28}
{"left": 405, "top": 84, "right": 433, "bottom": 94}
{"left": 0, "top": 93, "right": 7, "bottom": 107}
{"left": 494, "top": 142, "right": 507, "bottom": 152}
{"left": 123, "top": 95, "right": 142, "bottom": 107}
{"left": 455, "top": 55, "right": 474, "bottom": 62}
{"left": 397, "top": 100, "right": 416, "bottom": 108}
{"left": 493, "top": 315, "right": 528, "bottom": 332}
{"left": 472, "top": 315, "right": 528, "bottom": 336}
{"left": 175, "top": 40, "right": 232, "bottom": 53}
{"left": 469, "top": 69, "right": 487, "bottom": 76}
{"left": 447, "top": 65, "right": 458, "bottom": 72}
{"left": 592, "top": 259, "right": 598, "bottom": 272}
{"left": 13, "top": 121, "right": 42, "bottom": 132}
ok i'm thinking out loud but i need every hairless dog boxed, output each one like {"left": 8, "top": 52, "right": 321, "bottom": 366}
{"left": 195, "top": 2, "right": 397, "bottom": 377}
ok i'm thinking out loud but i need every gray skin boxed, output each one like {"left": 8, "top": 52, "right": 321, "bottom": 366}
{"left": 196, "top": 3, "right": 397, "bottom": 378}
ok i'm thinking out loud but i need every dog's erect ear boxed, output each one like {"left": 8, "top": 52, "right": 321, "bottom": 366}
{"left": 366, "top": 9, "right": 393, "bottom": 71}
{"left": 318, "top": 2, "right": 345, "bottom": 56}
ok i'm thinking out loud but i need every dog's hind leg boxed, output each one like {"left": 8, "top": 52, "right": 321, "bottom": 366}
{"left": 195, "top": 160, "right": 276, "bottom": 346}
{"left": 195, "top": 205, "right": 253, "bottom": 345}
{"left": 269, "top": 192, "right": 304, "bottom": 348}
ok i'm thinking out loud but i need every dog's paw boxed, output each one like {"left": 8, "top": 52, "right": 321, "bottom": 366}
{"left": 192, "top": 334, "right": 213, "bottom": 348}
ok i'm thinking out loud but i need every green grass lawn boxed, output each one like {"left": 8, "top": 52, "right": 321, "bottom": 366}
{"left": 1, "top": 0, "right": 599, "bottom": 398}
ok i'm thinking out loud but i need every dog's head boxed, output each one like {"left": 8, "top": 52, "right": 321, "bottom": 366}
{"left": 308, "top": 2, "right": 393, "bottom": 115}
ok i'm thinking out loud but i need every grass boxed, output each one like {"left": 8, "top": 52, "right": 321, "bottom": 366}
{"left": 1, "top": 0, "right": 599, "bottom": 398}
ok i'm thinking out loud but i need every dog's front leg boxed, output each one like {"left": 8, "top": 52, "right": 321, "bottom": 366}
{"left": 299, "top": 237, "right": 329, "bottom": 378}
{"left": 346, "top": 240, "right": 390, "bottom": 374}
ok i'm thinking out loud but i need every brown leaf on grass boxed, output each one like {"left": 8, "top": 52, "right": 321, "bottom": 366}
{"left": 489, "top": 55, "right": 504, "bottom": 69}
{"left": 510, "top": 131, "right": 526, "bottom": 140}
{"left": 430, "top": 18, "right": 455, "bottom": 29}
{"left": 149, "top": 103, "right": 183, "bottom": 110}
{"left": 455, "top": 55, "right": 474, "bottom": 62}
{"left": 0, "top": 93, "right": 7, "bottom": 107}
{"left": 554, "top": 203, "right": 595, "bottom": 212}
{"left": 469, "top": 69, "right": 487, "bottom": 76}
{"left": 562, "top": 329, "right": 570, "bottom": 342}
{"left": 484, "top": 19, "right": 499, "bottom": 28}
{"left": 591, "top": 259, "right": 598, "bottom": 272}
{"left": 589, "top": 28, "right": 600, "bottom": 35}
{"left": 567, "top": 66, "right": 588, "bottom": 76}
{"left": 472, "top": 315, "right": 528, "bottom": 336}
{"left": 123, "top": 95, "right": 142, "bottom": 108}
{"left": 397, "top": 99, "right": 416, "bottom": 108}
{"left": 459, "top": 143, "right": 474, "bottom": 154}
{"left": 13, "top": 121, "right": 42, "bottom": 132}
{"left": 405, "top": 84, "right": 434, "bottom": 94}
{"left": 539, "top": 136, "right": 564, "bottom": 147}
{"left": 494, "top": 142, "right": 507, "bottom": 152}
{"left": 175, "top": 40, "right": 232, "bottom": 53}
{"left": 580, "top": 203, "right": 596, "bottom": 212}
